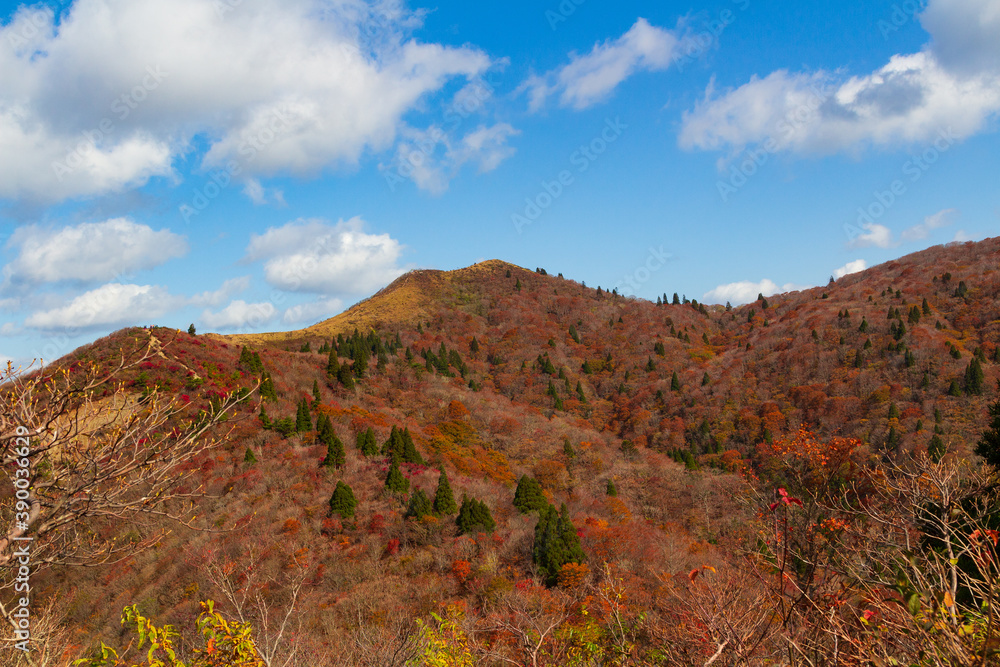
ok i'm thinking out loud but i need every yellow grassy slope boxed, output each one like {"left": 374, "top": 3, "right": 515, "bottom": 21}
{"left": 214, "top": 259, "right": 524, "bottom": 347}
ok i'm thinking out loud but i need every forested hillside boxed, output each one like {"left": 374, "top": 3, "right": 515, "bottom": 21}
{"left": 4, "top": 238, "right": 1000, "bottom": 665}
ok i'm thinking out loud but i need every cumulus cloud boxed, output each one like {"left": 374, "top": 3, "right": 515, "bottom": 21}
{"left": 849, "top": 223, "right": 893, "bottom": 249}
{"left": 833, "top": 259, "right": 868, "bottom": 280}
{"left": 524, "top": 18, "right": 679, "bottom": 111}
{"left": 385, "top": 122, "right": 519, "bottom": 194}
{"left": 245, "top": 217, "right": 406, "bottom": 294}
{"left": 703, "top": 279, "right": 807, "bottom": 306}
{"left": 189, "top": 276, "right": 251, "bottom": 308}
{"left": 900, "top": 208, "right": 957, "bottom": 242}
{"left": 679, "top": 0, "right": 1000, "bottom": 156}
{"left": 0, "top": 0, "right": 493, "bottom": 202}
{"left": 282, "top": 297, "right": 345, "bottom": 324}
{"left": 201, "top": 300, "right": 278, "bottom": 330}
{"left": 2, "top": 218, "right": 187, "bottom": 286}
{"left": 25, "top": 283, "right": 177, "bottom": 330}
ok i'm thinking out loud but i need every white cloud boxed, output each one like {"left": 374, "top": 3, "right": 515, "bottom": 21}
{"left": 282, "top": 297, "right": 345, "bottom": 324}
{"left": 524, "top": 18, "right": 679, "bottom": 111}
{"left": 703, "top": 279, "right": 807, "bottom": 306}
{"left": 189, "top": 276, "right": 251, "bottom": 308}
{"left": 386, "top": 122, "right": 519, "bottom": 194}
{"left": 201, "top": 300, "right": 278, "bottom": 330}
{"left": 679, "top": 0, "right": 1000, "bottom": 156}
{"left": 3, "top": 218, "right": 187, "bottom": 286}
{"left": 849, "top": 222, "right": 893, "bottom": 249}
{"left": 0, "top": 0, "right": 493, "bottom": 202}
{"left": 900, "top": 208, "right": 957, "bottom": 242}
{"left": 245, "top": 217, "right": 405, "bottom": 295}
{"left": 25, "top": 283, "right": 177, "bottom": 330}
{"left": 833, "top": 259, "right": 867, "bottom": 280}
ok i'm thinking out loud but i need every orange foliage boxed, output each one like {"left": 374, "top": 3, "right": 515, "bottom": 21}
{"left": 557, "top": 562, "right": 589, "bottom": 589}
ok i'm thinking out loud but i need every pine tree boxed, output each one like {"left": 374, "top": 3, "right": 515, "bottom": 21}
{"left": 974, "top": 383, "right": 1000, "bottom": 467}
{"left": 645, "top": 357, "right": 656, "bottom": 372}
{"left": 965, "top": 358, "right": 985, "bottom": 395}
{"left": 672, "top": 293, "right": 680, "bottom": 305}
{"left": 532, "top": 503, "right": 585, "bottom": 586}
{"left": 329, "top": 481, "right": 357, "bottom": 519}
{"left": 385, "top": 459, "right": 409, "bottom": 494}
{"left": 563, "top": 439, "right": 576, "bottom": 459}
{"left": 432, "top": 468, "right": 458, "bottom": 516}
{"left": 702, "top": 372, "right": 710, "bottom": 387}
{"left": 513, "top": 475, "right": 548, "bottom": 514}
{"left": 259, "top": 372, "right": 277, "bottom": 401}
{"left": 337, "top": 364, "right": 355, "bottom": 389}
{"left": 888, "top": 403, "right": 900, "bottom": 420}
{"left": 327, "top": 347, "right": 340, "bottom": 377}
{"left": 244, "top": 447, "right": 257, "bottom": 464}
{"left": 319, "top": 417, "right": 345, "bottom": 469}
{"left": 469, "top": 336, "right": 480, "bottom": 353}
{"left": 187, "top": 323, "right": 196, "bottom": 335}
{"left": 928, "top": 434, "right": 946, "bottom": 463}
{"left": 356, "top": 427, "right": 379, "bottom": 457}
{"left": 515, "top": 279, "right": 522, "bottom": 292}
{"left": 312, "top": 379, "right": 321, "bottom": 403}
{"left": 670, "top": 371, "right": 681, "bottom": 392}
{"left": 405, "top": 488, "right": 434, "bottom": 521}
{"left": 259, "top": 406, "right": 270, "bottom": 429}
{"left": 922, "top": 298, "right": 932, "bottom": 315}
{"left": 606, "top": 479, "right": 617, "bottom": 497}
{"left": 295, "top": 398, "right": 312, "bottom": 432}
{"left": 456, "top": 496, "right": 495, "bottom": 534}
{"left": 948, "top": 380, "right": 962, "bottom": 397}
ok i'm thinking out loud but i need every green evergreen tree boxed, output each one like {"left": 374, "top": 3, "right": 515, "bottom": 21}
{"left": 670, "top": 371, "right": 681, "bottom": 392}
{"left": 244, "top": 447, "right": 256, "bottom": 464}
{"left": 259, "top": 406, "right": 271, "bottom": 429}
{"left": 469, "top": 336, "right": 480, "bottom": 353}
{"left": 456, "top": 496, "right": 495, "bottom": 534}
{"left": 672, "top": 293, "right": 680, "bottom": 305}
{"left": 259, "top": 372, "right": 277, "bottom": 401}
{"left": 908, "top": 305, "right": 921, "bottom": 324}
{"left": 948, "top": 379, "right": 963, "bottom": 397}
{"left": 405, "top": 488, "right": 434, "bottom": 521}
{"left": 327, "top": 347, "right": 340, "bottom": 377}
{"left": 928, "top": 434, "right": 946, "bottom": 463}
{"left": 702, "top": 372, "right": 710, "bottom": 387}
{"left": 328, "top": 481, "right": 357, "bottom": 519}
{"left": 513, "top": 475, "right": 548, "bottom": 514}
{"left": 385, "top": 459, "right": 409, "bottom": 494}
{"left": 974, "top": 383, "right": 1000, "bottom": 467}
{"left": 532, "top": 503, "right": 585, "bottom": 586}
{"left": 514, "top": 279, "right": 522, "bottom": 292}
{"left": 569, "top": 324, "right": 581, "bottom": 343}
{"left": 319, "top": 417, "right": 346, "bottom": 469}
{"left": 606, "top": 479, "right": 617, "bottom": 497}
{"left": 645, "top": 357, "right": 656, "bottom": 372}
{"left": 187, "top": 323, "right": 196, "bottom": 335}
{"left": 356, "top": 427, "right": 379, "bottom": 457}
{"left": 432, "top": 467, "right": 458, "bottom": 516}
{"left": 965, "top": 358, "right": 985, "bottom": 395}
{"left": 337, "top": 364, "right": 355, "bottom": 389}
{"left": 888, "top": 403, "right": 900, "bottom": 420}
{"left": 922, "top": 298, "right": 932, "bottom": 315}
{"left": 562, "top": 439, "right": 576, "bottom": 460}
{"left": 312, "top": 379, "right": 321, "bottom": 403}
{"left": 295, "top": 398, "right": 312, "bottom": 432}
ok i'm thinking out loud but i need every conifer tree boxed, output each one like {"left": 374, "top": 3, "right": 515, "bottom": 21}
{"left": 965, "top": 358, "right": 985, "bottom": 395}
{"left": 312, "top": 379, "right": 321, "bottom": 403}
{"left": 469, "top": 336, "right": 480, "bottom": 353}
{"left": 244, "top": 448, "right": 256, "bottom": 465}
{"left": 928, "top": 434, "right": 946, "bottom": 463}
{"left": 432, "top": 467, "right": 458, "bottom": 516}
{"left": 532, "top": 503, "right": 585, "bottom": 586}
{"left": 456, "top": 496, "right": 495, "bottom": 534}
{"left": 356, "top": 427, "right": 379, "bottom": 457}
{"left": 606, "top": 479, "right": 617, "bottom": 497}
{"left": 385, "top": 459, "right": 409, "bottom": 494}
{"left": 329, "top": 481, "right": 357, "bottom": 519}
{"left": 672, "top": 293, "right": 680, "bottom": 305}
{"left": 319, "top": 417, "right": 345, "bottom": 469}
{"left": 295, "top": 398, "right": 312, "bottom": 432}
{"left": 563, "top": 438, "right": 576, "bottom": 460}
{"left": 259, "top": 372, "right": 277, "bottom": 401}
{"left": 671, "top": 371, "right": 681, "bottom": 392}
{"left": 513, "top": 475, "right": 548, "bottom": 514}
{"left": 327, "top": 347, "right": 340, "bottom": 377}
{"left": 188, "top": 323, "right": 197, "bottom": 335}
{"left": 702, "top": 372, "right": 710, "bottom": 386}
{"left": 922, "top": 298, "right": 932, "bottom": 315}
{"left": 337, "top": 364, "right": 355, "bottom": 389}
{"left": 259, "top": 406, "right": 270, "bottom": 429}
{"left": 974, "top": 383, "right": 1000, "bottom": 467}
{"left": 405, "top": 488, "right": 434, "bottom": 521}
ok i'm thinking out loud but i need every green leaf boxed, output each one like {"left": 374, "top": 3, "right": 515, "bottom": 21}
{"left": 907, "top": 592, "right": 921, "bottom": 616}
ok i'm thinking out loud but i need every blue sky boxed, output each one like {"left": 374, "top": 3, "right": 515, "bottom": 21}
{"left": 0, "top": 0, "right": 998, "bottom": 366}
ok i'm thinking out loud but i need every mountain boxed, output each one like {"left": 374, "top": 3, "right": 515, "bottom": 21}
{"left": 12, "top": 237, "right": 1000, "bottom": 663}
